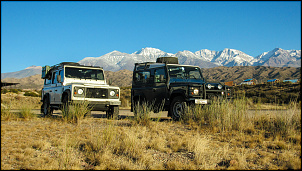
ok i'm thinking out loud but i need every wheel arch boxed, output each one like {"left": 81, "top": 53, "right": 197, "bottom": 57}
{"left": 43, "top": 93, "right": 50, "bottom": 102}
{"left": 170, "top": 91, "right": 186, "bottom": 103}
{"left": 62, "top": 90, "right": 71, "bottom": 102}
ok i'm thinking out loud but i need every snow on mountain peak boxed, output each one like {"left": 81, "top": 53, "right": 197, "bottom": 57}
{"left": 25, "top": 65, "right": 42, "bottom": 70}
{"left": 133, "top": 47, "right": 163, "bottom": 55}
{"left": 77, "top": 47, "right": 300, "bottom": 72}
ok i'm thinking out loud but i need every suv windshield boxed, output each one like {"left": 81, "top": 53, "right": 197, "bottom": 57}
{"left": 167, "top": 65, "right": 204, "bottom": 82}
{"left": 65, "top": 67, "right": 104, "bottom": 80}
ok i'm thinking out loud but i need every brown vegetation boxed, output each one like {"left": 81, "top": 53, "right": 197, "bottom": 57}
{"left": 1, "top": 92, "right": 301, "bottom": 170}
{"left": 201, "top": 66, "right": 300, "bottom": 84}
{"left": 234, "top": 82, "right": 300, "bottom": 104}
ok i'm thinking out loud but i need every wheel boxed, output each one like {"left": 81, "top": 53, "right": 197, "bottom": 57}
{"left": 106, "top": 106, "right": 119, "bottom": 119}
{"left": 42, "top": 97, "right": 53, "bottom": 117}
{"left": 169, "top": 96, "right": 187, "bottom": 121}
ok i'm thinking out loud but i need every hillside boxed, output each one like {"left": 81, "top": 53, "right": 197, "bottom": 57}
{"left": 201, "top": 66, "right": 301, "bottom": 84}
{"left": 1, "top": 66, "right": 300, "bottom": 90}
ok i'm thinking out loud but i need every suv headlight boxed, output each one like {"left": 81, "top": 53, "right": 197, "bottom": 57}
{"left": 78, "top": 88, "right": 84, "bottom": 95}
{"left": 193, "top": 88, "right": 199, "bottom": 95}
{"left": 207, "top": 84, "right": 213, "bottom": 89}
{"left": 218, "top": 84, "right": 223, "bottom": 90}
{"left": 110, "top": 90, "right": 115, "bottom": 96}
{"left": 74, "top": 87, "right": 85, "bottom": 97}
{"left": 109, "top": 89, "right": 119, "bottom": 99}
{"left": 189, "top": 87, "right": 199, "bottom": 96}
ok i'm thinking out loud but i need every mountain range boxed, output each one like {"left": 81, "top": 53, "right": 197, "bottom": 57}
{"left": 1, "top": 47, "right": 301, "bottom": 79}
{"left": 2, "top": 66, "right": 300, "bottom": 90}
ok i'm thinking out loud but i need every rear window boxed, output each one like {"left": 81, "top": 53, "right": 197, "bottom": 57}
{"left": 134, "top": 71, "right": 152, "bottom": 84}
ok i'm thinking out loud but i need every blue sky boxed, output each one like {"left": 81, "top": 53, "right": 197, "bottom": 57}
{"left": 1, "top": 1, "right": 301, "bottom": 73}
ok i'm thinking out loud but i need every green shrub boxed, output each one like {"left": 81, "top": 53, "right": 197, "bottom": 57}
{"left": 24, "top": 91, "right": 40, "bottom": 97}
{"left": 132, "top": 101, "right": 152, "bottom": 126}
{"left": 1, "top": 105, "right": 17, "bottom": 121}
{"left": 20, "top": 105, "right": 36, "bottom": 120}
{"left": 1, "top": 89, "right": 8, "bottom": 94}
{"left": 9, "top": 89, "right": 20, "bottom": 94}
{"left": 61, "top": 101, "right": 92, "bottom": 124}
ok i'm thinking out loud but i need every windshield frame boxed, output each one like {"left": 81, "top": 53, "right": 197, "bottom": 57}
{"left": 64, "top": 66, "right": 105, "bottom": 80}
{"left": 167, "top": 65, "right": 205, "bottom": 83}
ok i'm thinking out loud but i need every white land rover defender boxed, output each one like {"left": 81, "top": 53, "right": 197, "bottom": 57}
{"left": 41, "top": 62, "right": 121, "bottom": 119}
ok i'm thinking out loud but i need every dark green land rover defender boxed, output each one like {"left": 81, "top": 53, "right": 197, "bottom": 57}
{"left": 131, "top": 57, "right": 232, "bottom": 121}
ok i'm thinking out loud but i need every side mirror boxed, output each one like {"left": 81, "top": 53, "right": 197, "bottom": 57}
{"left": 109, "top": 79, "right": 112, "bottom": 85}
{"left": 57, "top": 75, "right": 61, "bottom": 83}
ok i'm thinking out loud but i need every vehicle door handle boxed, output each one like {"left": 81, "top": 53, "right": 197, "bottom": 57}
{"left": 50, "top": 91, "right": 52, "bottom": 92}
{"left": 55, "top": 90, "right": 57, "bottom": 91}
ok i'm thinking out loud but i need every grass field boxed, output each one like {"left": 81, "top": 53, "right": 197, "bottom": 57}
{"left": 1, "top": 91, "right": 301, "bottom": 170}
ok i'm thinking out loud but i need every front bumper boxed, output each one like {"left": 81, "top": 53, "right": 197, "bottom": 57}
{"left": 71, "top": 100, "right": 121, "bottom": 111}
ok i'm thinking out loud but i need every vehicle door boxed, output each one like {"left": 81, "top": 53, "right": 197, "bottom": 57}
{"left": 133, "top": 70, "right": 153, "bottom": 104}
{"left": 143, "top": 69, "right": 156, "bottom": 106}
{"left": 43, "top": 76, "right": 53, "bottom": 102}
{"left": 53, "top": 70, "right": 64, "bottom": 104}
{"left": 49, "top": 72, "right": 56, "bottom": 104}
{"left": 152, "top": 67, "right": 168, "bottom": 110}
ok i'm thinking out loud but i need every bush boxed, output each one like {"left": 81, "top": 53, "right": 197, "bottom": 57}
{"left": 1, "top": 105, "right": 17, "bottom": 121}
{"left": 20, "top": 104, "right": 36, "bottom": 120}
{"left": 61, "top": 101, "right": 92, "bottom": 124}
{"left": 1, "top": 89, "right": 8, "bottom": 94}
{"left": 132, "top": 101, "right": 152, "bottom": 126}
{"left": 9, "top": 89, "right": 21, "bottom": 94}
{"left": 24, "top": 91, "right": 40, "bottom": 97}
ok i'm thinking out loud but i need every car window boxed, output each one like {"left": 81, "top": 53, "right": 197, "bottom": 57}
{"left": 134, "top": 71, "right": 152, "bottom": 84}
{"left": 44, "top": 78, "right": 51, "bottom": 85}
{"left": 155, "top": 68, "right": 166, "bottom": 83}
{"left": 168, "top": 66, "right": 203, "bottom": 80}
{"left": 65, "top": 67, "right": 104, "bottom": 80}
{"left": 59, "top": 70, "right": 64, "bottom": 82}
{"left": 52, "top": 72, "right": 56, "bottom": 84}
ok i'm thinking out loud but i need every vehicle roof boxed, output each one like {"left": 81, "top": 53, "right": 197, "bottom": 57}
{"left": 50, "top": 62, "right": 103, "bottom": 71}
{"left": 134, "top": 62, "right": 201, "bottom": 71}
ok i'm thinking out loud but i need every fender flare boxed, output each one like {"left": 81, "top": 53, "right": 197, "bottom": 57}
{"left": 62, "top": 90, "right": 71, "bottom": 102}
{"left": 43, "top": 93, "right": 50, "bottom": 103}
{"left": 170, "top": 89, "right": 187, "bottom": 103}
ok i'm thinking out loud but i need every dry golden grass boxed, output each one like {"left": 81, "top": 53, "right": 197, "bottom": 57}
{"left": 1, "top": 93, "right": 301, "bottom": 170}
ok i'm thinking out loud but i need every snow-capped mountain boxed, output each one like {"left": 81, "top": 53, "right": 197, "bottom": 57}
{"left": 195, "top": 48, "right": 257, "bottom": 67}
{"left": 133, "top": 47, "right": 174, "bottom": 60}
{"left": 254, "top": 48, "right": 301, "bottom": 67}
{"left": 1, "top": 47, "right": 300, "bottom": 79}
{"left": 78, "top": 47, "right": 300, "bottom": 72}
{"left": 1, "top": 65, "right": 42, "bottom": 79}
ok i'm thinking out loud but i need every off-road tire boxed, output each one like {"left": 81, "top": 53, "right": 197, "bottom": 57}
{"left": 42, "top": 97, "right": 53, "bottom": 117}
{"left": 169, "top": 96, "right": 187, "bottom": 121}
{"left": 106, "top": 105, "right": 119, "bottom": 119}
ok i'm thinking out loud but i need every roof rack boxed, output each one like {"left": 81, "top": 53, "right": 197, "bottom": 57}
{"left": 134, "top": 62, "right": 157, "bottom": 71}
{"left": 156, "top": 57, "right": 178, "bottom": 64}
{"left": 60, "top": 62, "right": 80, "bottom": 66}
